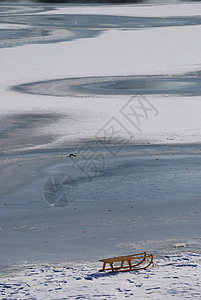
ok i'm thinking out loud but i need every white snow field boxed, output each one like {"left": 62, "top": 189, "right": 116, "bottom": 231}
{"left": 1, "top": 1, "right": 201, "bottom": 299}
{"left": 1, "top": 252, "right": 201, "bottom": 299}
{"left": 39, "top": 2, "right": 201, "bottom": 17}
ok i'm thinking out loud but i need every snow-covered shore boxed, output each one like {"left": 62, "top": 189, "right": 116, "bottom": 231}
{"left": 1, "top": 252, "right": 201, "bottom": 299}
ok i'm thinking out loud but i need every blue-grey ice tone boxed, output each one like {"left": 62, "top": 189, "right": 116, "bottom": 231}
{"left": 1, "top": 3, "right": 201, "bottom": 48}
{"left": 13, "top": 71, "right": 201, "bottom": 96}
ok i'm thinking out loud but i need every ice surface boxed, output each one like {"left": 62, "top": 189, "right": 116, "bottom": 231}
{"left": 13, "top": 72, "right": 201, "bottom": 97}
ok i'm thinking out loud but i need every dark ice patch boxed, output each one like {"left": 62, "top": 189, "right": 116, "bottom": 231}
{"left": 12, "top": 71, "right": 201, "bottom": 97}
{"left": 0, "top": 113, "right": 63, "bottom": 154}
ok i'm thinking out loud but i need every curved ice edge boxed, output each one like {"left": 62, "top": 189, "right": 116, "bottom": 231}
{"left": 11, "top": 71, "right": 201, "bottom": 97}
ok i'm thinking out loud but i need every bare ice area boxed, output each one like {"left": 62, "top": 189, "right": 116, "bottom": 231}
{"left": 1, "top": 144, "right": 201, "bottom": 273}
{"left": 2, "top": 3, "right": 201, "bottom": 49}
{"left": 1, "top": 1, "right": 201, "bottom": 299}
{"left": 13, "top": 71, "right": 201, "bottom": 97}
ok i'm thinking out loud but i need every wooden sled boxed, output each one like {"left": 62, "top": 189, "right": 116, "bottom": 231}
{"left": 99, "top": 252, "right": 153, "bottom": 273}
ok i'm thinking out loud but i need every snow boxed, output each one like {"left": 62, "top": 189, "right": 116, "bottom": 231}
{"left": 1, "top": 24, "right": 201, "bottom": 145}
{"left": 0, "top": 24, "right": 31, "bottom": 30}
{"left": 1, "top": 253, "right": 201, "bottom": 299}
{"left": 38, "top": 3, "right": 201, "bottom": 18}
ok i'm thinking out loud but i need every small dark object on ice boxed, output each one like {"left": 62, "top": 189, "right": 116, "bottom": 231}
{"left": 68, "top": 153, "right": 77, "bottom": 157}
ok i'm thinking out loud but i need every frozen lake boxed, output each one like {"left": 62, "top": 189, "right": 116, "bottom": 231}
{"left": 1, "top": 144, "right": 201, "bottom": 268}
{"left": 1, "top": 1, "right": 201, "bottom": 298}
